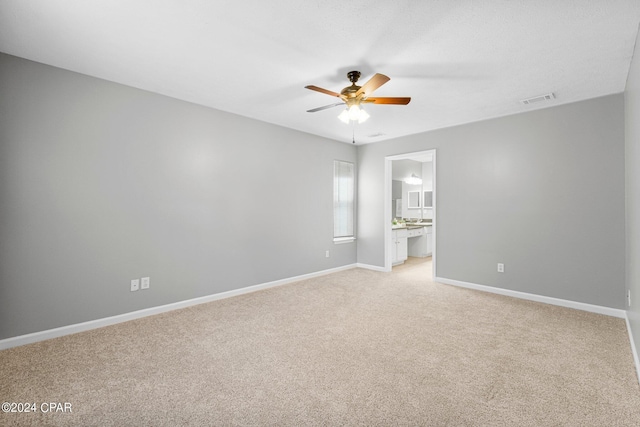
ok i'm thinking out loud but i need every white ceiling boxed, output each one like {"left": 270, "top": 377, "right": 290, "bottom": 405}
{"left": 1, "top": 1, "right": 639, "bottom": 145}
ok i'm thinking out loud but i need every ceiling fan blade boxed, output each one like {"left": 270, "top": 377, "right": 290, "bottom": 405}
{"left": 355, "top": 73, "right": 390, "bottom": 97}
{"left": 307, "top": 102, "right": 345, "bottom": 113}
{"left": 305, "top": 85, "right": 342, "bottom": 98}
{"left": 362, "top": 97, "right": 411, "bottom": 105}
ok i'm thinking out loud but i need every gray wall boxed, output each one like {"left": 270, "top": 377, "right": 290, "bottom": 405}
{"left": 358, "top": 94, "right": 626, "bottom": 309}
{"left": 0, "top": 53, "right": 356, "bottom": 340}
{"left": 391, "top": 159, "right": 421, "bottom": 181}
{"left": 625, "top": 26, "right": 640, "bottom": 364}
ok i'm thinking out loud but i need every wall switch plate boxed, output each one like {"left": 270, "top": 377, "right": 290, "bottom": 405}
{"left": 497, "top": 263, "right": 505, "bottom": 273}
{"left": 141, "top": 277, "right": 150, "bottom": 290}
{"left": 325, "top": 250, "right": 330, "bottom": 258}
{"left": 131, "top": 279, "right": 140, "bottom": 292}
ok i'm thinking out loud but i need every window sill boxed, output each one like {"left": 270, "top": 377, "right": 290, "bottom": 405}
{"left": 333, "top": 237, "right": 356, "bottom": 244}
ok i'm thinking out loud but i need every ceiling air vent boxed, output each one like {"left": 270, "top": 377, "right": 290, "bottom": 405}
{"left": 520, "top": 93, "right": 555, "bottom": 105}
{"left": 367, "top": 132, "right": 386, "bottom": 138}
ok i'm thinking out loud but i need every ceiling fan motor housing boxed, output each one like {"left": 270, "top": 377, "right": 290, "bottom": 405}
{"left": 342, "top": 71, "right": 363, "bottom": 105}
{"left": 341, "top": 85, "right": 361, "bottom": 103}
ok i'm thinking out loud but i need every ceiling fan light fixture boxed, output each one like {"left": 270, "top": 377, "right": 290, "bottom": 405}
{"left": 348, "top": 105, "right": 361, "bottom": 121}
{"left": 357, "top": 108, "right": 369, "bottom": 123}
{"left": 337, "top": 109, "right": 350, "bottom": 124}
{"left": 338, "top": 105, "right": 369, "bottom": 124}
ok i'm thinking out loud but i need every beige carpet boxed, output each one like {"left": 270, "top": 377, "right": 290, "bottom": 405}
{"left": 1, "top": 258, "right": 640, "bottom": 426}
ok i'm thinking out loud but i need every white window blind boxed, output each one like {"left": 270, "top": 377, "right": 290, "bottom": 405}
{"left": 333, "top": 160, "right": 355, "bottom": 240}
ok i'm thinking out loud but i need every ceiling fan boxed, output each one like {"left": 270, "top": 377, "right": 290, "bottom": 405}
{"left": 305, "top": 71, "right": 411, "bottom": 124}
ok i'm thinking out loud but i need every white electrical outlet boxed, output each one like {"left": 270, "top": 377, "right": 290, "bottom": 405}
{"left": 131, "top": 279, "right": 140, "bottom": 292}
{"left": 497, "top": 263, "right": 505, "bottom": 273}
{"left": 325, "top": 250, "right": 330, "bottom": 258}
{"left": 141, "top": 277, "right": 150, "bottom": 290}
{"left": 628, "top": 289, "right": 632, "bottom": 307}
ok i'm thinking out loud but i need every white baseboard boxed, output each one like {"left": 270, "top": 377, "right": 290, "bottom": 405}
{"left": 0, "top": 264, "right": 358, "bottom": 351}
{"left": 356, "top": 263, "right": 389, "bottom": 272}
{"left": 435, "top": 276, "right": 626, "bottom": 319}
{"left": 625, "top": 313, "right": 640, "bottom": 385}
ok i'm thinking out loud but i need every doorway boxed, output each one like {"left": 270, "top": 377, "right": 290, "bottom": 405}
{"left": 384, "top": 150, "right": 436, "bottom": 278}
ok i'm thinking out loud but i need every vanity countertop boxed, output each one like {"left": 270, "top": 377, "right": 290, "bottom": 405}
{"left": 392, "top": 223, "right": 432, "bottom": 230}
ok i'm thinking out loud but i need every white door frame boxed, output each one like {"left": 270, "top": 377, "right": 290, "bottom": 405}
{"left": 384, "top": 149, "right": 437, "bottom": 279}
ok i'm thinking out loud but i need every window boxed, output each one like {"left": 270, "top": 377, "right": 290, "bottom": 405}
{"left": 423, "top": 191, "right": 433, "bottom": 208}
{"left": 333, "top": 160, "right": 355, "bottom": 242}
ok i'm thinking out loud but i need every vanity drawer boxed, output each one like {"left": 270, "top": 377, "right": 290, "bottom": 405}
{"left": 407, "top": 227, "right": 424, "bottom": 238}
{"left": 394, "top": 228, "right": 408, "bottom": 239}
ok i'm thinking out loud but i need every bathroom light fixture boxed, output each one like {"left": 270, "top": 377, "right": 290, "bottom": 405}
{"left": 338, "top": 105, "right": 369, "bottom": 124}
{"left": 405, "top": 174, "right": 422, "bottom": 185}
